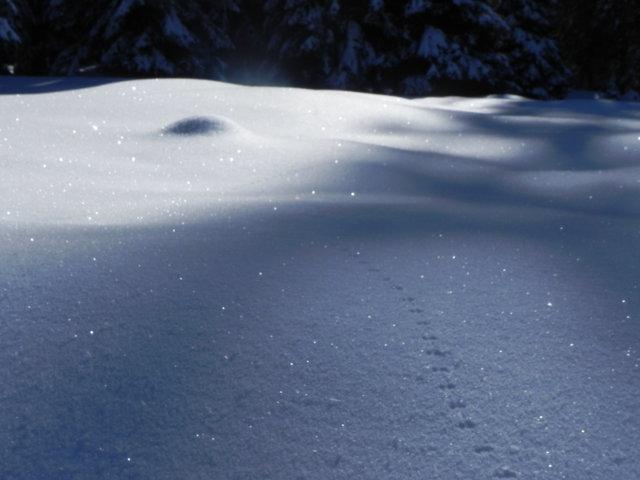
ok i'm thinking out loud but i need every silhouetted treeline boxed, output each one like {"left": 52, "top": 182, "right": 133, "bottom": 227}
{"left": 1, "top": 0, "right": 638, "bottom": 98}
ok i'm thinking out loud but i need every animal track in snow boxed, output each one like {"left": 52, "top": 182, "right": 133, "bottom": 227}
{"left": 358, "top": 259, "right": 513, "bottom": 478}
{"left": 457, "top": 419, "right": 477, "bottom": 429}
{"left": 474, "top": 445, "right": 495, "bottom": 454}
{"left": 329, "top": 454, "right": 342, "bottom": 468}
{"left": 438, "top": 382, "right": 456, "bottom": 390}
{"left": 425, "top": 348, "right": 450, "bottom": 357}
{"left": 494, "top": 466, "right": 518, "bottom": 478}
{"left": 428, "top": 366, "right": 450, "bottom": 373}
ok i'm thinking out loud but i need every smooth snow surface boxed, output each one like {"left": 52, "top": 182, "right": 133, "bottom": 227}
{"left": 1, "top": 77, "right": 639, "bottom": 479}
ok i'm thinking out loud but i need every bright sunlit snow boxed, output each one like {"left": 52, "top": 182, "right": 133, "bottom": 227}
{"left": 1, "top": 77, "right": 639, "bottom": 479}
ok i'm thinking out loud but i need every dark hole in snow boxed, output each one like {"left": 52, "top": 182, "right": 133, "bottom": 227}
{"left": 163, "top": 116, "right": 226, "bottom": 136}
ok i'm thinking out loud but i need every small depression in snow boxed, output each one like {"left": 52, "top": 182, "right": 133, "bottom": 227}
{"left": 162, "top": 116, "right": 227, "bottom": 136}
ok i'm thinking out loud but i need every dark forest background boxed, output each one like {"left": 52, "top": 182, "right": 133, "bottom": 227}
{"left": 1, "top": 0, "right": 638, "bottom": 99}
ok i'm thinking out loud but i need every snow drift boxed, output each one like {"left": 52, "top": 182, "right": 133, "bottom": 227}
{"left": 0, "top": 76, "right": 639, "bottom": 479}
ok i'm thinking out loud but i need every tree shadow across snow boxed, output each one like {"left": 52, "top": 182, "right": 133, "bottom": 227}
{"left": 345, "top": 96, "right": 640, "bottom": 218}
{"left": 1, "top": 197, "right": 639, "bottom": 478}
{"left": 404, "top": 98, "right": 640, "bottom": 172}
{"left": 340, "top": 146, "right": 640, "bottom": 218}
{"left": 1, "top": 88, "right": 639, "bottom": 478}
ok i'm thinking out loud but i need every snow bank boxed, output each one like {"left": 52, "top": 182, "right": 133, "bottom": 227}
{"left": 1, "top": 77, "right": 638, "bottom": 227}
{"left": 0, "top": 77, "right": 639, "bottom": 479}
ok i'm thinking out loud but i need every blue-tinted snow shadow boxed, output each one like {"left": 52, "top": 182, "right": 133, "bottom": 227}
{"left": 0, "top": 220, "right": 287, "bottom": 478}
{"left": 339, "top": 145, "right": 640, "bottom": 217}
{"left": 1, "top": 90, "right": 640, "bottom": 478}
{"left": 0, "top": 75, "right": 126, "bottom": 95}
{"left": 327, "top": 96, "right": 640, "bottom": 313}
{"left": 1, "top": 198, "right": 639, "bottom": 478}
{"left": 351, "top": 96, "right": 640, "bottom": 215}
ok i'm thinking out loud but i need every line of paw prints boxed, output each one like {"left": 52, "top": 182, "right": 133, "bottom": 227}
{"left": 355, "top": 253, "right": 518, "bottom": 478}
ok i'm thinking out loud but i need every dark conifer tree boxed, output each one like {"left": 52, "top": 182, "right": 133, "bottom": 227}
{"left": 497, "top": 0, "right": 568, "bottom": 97}
{"left": 264, "top": 0, "right": 401, "bottom": 92}
{"left": 398, "top": 0, "right": 513, "bottom": 96}
{"left": 0, "top": 0, "right": 25, "bottom": 72}
{"left": 6, "top": 0, "right": 102, "bottom": 75}
{"left": 558, "top": 0, "right": 640, "bottom": 97}
{"left": 225, "top": 0, "right": 284, "bottom": 85}
{"left": 46, "top": 0, "right": 109, "bottom": 75}
{"left": 263, "top": 0, "right": 569, "bottom": 98}
{"left": 54, "top": 0, "right": 239, "bottom": 77}
{"left": 4, "top": 0, "right": 616, "bottom": 100}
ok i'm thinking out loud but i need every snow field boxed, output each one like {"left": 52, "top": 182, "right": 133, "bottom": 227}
{"left": 1, "top": 77, "right": 639, "bottom": 479}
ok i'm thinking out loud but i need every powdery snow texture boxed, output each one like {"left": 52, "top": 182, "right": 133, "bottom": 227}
{"left": 0, "top": 77, "right": 639, "bottom": 479}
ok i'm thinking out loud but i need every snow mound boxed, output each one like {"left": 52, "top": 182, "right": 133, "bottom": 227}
{"left": 1, "top": 77, "right": 640, "bottom": 480}
{"left": 162, "top": 116, "right": 227, "bottom": 136}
